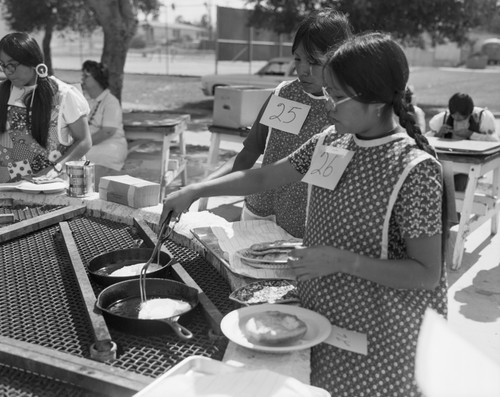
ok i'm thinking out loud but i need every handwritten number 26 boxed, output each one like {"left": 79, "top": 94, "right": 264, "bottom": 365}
{"left": 310, "top": 152, "right": 335, "bottom": 177}
{"left": 268, "top": 103, "right": 300, "bottom": 123}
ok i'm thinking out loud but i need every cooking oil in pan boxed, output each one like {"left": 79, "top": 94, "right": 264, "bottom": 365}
{"left": 107, "top": 297, "right": 191, "bottom": 319}
{"left": 96, "top": 261, "right": 163, "bottom": 277}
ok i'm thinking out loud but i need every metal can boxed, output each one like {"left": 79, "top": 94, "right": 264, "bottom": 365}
{"left": 65, "top": 161, "right": 95, "bottom": 197}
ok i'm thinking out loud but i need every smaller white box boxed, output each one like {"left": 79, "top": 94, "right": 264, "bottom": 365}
{"left": 99, "top": 175, "right": 159, "bottom": 208}
{"left": 213, "top": 86, "right": 273, "bottom": 129}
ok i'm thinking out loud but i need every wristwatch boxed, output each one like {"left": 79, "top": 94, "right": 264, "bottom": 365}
{"left": 54, "top": 163, "right": 63, "bottom": 173}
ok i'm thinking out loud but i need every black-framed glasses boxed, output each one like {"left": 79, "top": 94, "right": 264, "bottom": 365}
{"left": 0, "top": 61, "right": 20, "bottom": 74}
{"left": 322, "top": 86, "right": 356, "bottom": 111}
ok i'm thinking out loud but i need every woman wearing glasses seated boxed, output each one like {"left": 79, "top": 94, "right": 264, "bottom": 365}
{"left": 162, "top": 32, "right": 447, "bottom": 396}
{"left": 0, "top": 32, "right": 92, "bottom": 182}
{"left": 81, "top": 60, "right": 127, "bottom": 177}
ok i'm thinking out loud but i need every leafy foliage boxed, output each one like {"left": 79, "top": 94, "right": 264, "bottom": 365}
{"left": 245, "top": 0, "right": 500, "bottom": 46}
{"left": 1, "top": 0, "right": 97, "bottom": 33}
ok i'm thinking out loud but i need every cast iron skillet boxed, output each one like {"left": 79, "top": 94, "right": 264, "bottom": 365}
{"left": 87, "top": 248, "right": 175, "bottom": 286}
{"left": 96, "top": 278, "right": 199, "bottom": 340}
{"left": 89, "top": 211, "right": 176, "bottom": 287}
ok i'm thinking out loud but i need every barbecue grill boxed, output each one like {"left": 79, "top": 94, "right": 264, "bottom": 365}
{"left": 0, "top": 202, "right": 239, "bottom": 396}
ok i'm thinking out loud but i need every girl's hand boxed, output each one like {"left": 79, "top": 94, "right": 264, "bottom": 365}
{"left": 160, "top": 187, "right": 196, "bottom": 225}
{"left": 288, "top": 245, "right": 355, "bottom": 281}
{"left": 33, "top": 165, "right": 60, "bottom": 180}
{"left": 436, "top": 125, "right": 452, "bottom": 138}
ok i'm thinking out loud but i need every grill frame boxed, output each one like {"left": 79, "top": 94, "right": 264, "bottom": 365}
{"left": 0, "top": 203, "right": 240, "bottom": 396}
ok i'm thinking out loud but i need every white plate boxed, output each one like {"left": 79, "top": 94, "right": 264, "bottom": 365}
{"left": 17, "top": 181, "right": 66, "bottom": 194}
{"left": 235, "top": 248, "right": 289, "bottom": 264}
{"left": 240, "top": 258, "right": 290, "bottom": 270}
{"left": 220, "top": 303, "right": 331, "bottom": 353}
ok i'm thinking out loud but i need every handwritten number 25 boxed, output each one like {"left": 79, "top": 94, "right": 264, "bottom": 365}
{"left": 268, "top": 103, "right": 301, "bottom": 123}
{"left": 310, "top": 152, "right": 335, "bottom": 177}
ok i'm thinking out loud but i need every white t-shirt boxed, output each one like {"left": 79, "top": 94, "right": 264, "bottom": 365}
{"left": 428, "top": 107, "right": 498, "bottom": 141}
{"left": 85, "top": 89, "right": 127, "bottom": 170}
{"left": 7, "top": 77, "right": 90, "bottom": 146}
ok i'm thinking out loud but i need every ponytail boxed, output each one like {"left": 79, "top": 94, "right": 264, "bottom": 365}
{"left": 25, "top": 75, "right": 57, "bottom": 148}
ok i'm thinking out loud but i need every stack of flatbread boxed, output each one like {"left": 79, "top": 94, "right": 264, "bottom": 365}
{"left": 236, "top": 238, "right": 302, "bottom": 269}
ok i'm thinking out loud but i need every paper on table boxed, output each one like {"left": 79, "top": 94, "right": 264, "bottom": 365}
{"left": 174, "top": 211, "right": 230, "bottom": 239}
{"left": 427, "top": 136, "right": 500, "bottom": 154}
{"left": 416, "top": 308, "right": 500, "bottom": 397}
{"left": 136, "top": 368, "right": 330, "bottom": 397}
{"left": 211, "top": 220, "right": 297, "bottom": 279}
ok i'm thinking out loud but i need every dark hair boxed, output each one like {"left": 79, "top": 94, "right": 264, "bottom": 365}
{"left": 325, "top": 32, "right": 449, "bottom": 257}
{"left": 292, "top": 8, "right": 352, "bottom": 63}
{"left": 448, "top": 92, "right": 474, "bottom": 116}
{"left": 0, "top": 32, "right": 57, "bottom": 148}
{"left": 82, "top": 60, "right": 109, "bottom": 89}
{"left": 325, "top": 32, "right": 435, "bottom": 156}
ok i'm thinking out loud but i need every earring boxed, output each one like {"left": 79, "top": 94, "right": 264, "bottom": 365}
{"left": 35, "top": 63, "right": 48, "bottom": 78}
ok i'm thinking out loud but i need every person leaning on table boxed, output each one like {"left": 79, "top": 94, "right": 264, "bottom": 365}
{"left": 161, "top": 32, "right": 448, "bottom": 397}
{"left": 206, "top": 8, "right": 352, "bottom": 238}
{"left": 81, "top": 60, "right": 127, "bottom": 175}
{"left": 427, "top": 92, "right": 499, "bottom": 190}
{"left": 0, "top": 32, "right": 92, "bottom": 182}
{"left": 427, "top": 92, "right": 498, "bottom": 141}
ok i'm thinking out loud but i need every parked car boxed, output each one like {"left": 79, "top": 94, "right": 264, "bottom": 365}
{"left": 481, "top": 38, "right": 500, "bottom": 65}
{"left": 201, "top": 57, "right": 296, "bottom": 96}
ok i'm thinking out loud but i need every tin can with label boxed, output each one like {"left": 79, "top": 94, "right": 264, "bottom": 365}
{"left": 65, "top": 161, "right": 95, "bottom": 197}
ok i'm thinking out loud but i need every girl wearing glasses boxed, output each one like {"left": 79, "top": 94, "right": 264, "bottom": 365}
{"left": 206, "top": 9, "right": 351, "bottom": 238}
{"left": 161, "top": 33, "right": 447, "bottom": 395}
{"left": 0, "top": 32, "right": 92, "bottom": 182}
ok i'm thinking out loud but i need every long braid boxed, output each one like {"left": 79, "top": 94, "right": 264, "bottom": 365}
{"left": 393, "top": 88, "right": 436, "bottom": 158}
{"left": 393, "top": 88, "right": 449, "bottom": 261}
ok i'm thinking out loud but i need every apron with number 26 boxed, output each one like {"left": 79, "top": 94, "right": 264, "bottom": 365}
{"left": 302, "top": 132, "right": 354, "bottom": 191}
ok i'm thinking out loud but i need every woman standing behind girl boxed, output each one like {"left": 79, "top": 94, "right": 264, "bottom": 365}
{"left": 161, "top": 32, "right": 447, "bottom": 396}
{"left": 0, "top": 32, "right": 91, "bottom": 181}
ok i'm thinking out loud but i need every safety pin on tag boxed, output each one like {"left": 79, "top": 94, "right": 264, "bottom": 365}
{"left": 325, "top": 146, "right": 349, "bottom": 157}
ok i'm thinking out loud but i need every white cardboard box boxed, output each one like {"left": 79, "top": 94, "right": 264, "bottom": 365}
{"left": 99, "top": 175, "right": 159, "bottom": 208}
{"left": 213, "top": 86, "right": 273, "bottom": 129}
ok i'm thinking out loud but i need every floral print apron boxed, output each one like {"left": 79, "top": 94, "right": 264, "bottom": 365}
{"left": 290, "top": 129, "right": 448, "bottom": 396}
{"left": 245, "top": 79, "right": 330, "bottom": 238}
{"left": 0, "top": 91, "right": 67, "bottom": 182}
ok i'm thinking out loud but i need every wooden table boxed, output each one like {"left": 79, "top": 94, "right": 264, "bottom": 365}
{"left": 123, "top": 111, "right": 190, "bottom": 200}
{"left": 206, "top": 125, "right": 249, "bottom": 170}
{"left": 196, "top": 125, "right": 251, "bottom": 211}
{"left": 438, "top": 148, "right": 500, "bottom": 270}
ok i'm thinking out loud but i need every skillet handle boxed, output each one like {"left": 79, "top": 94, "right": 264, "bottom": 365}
{"left": 160, "top": 318, "right": 194, "bottom": 340}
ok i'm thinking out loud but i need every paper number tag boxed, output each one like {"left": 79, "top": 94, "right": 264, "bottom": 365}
{"left": 324, "top": 325, "right": 368, "bottom": 355}
{"left": 260, "top": 94, "right": 311, "bottom": 135}
{"left": 302, "top": 140, "right": 354, "bottom": 191}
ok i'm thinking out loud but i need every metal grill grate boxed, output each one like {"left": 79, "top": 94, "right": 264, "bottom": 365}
{"left": 0, "top": 205, "right": 240, "bottom": 392}
{"left": 0, "top": 364, "right": 106, "bottom": 397}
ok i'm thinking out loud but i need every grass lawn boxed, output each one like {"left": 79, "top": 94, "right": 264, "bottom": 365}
{"left": 55, "top": 66, "right": 500, "bottom": 121}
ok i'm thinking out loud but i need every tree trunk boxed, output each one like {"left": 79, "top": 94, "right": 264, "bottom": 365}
{"left": 42, "top": 20, "right": 54, "bottom": 76}
{"left": 86, "top": 0, "right": 138, "bottom": 102}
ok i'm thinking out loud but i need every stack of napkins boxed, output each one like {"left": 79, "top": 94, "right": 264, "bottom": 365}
{"left": 99, "top": 175, "right": 159, "bottom": 208}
